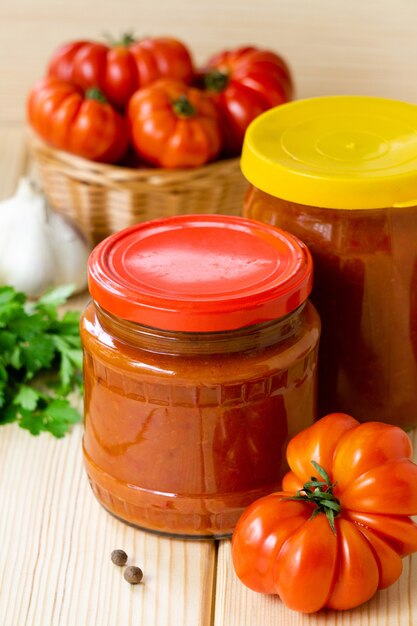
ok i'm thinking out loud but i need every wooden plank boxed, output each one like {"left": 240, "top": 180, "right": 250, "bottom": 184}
{"left": 214, "top": 428, "right": 417, "bottom": 626}
{"left": 0, "top": 424, "right": 216, "bottom": 626}
{"left": 1, "top": 0, "right": 417, "bottom": 123}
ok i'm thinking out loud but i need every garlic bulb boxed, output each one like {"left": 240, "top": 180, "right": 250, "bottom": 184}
{"left": 0, "top": 178, "right": 91, "bottom": 297}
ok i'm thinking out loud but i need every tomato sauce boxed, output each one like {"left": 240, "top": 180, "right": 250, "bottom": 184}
{"left": 241, "top": 96, "right": 417, "bottom": 429}
{"left": 245, "top": 190, "right": 417, "bottom": 428}
{"left": 80, "top": 215, "right": 320, "bottom": 537}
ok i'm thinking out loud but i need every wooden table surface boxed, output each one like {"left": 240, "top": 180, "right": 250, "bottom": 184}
{"left": 0, "top": 127, "right": 417, "bottom": 626}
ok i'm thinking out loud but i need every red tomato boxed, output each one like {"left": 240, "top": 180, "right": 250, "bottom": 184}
{"left": 232, "top": 413, "right": 417, "bottom": 613}
{"left": 203, "top": 46, "right": 293, "bottom": 155}
{"left": 128, "top": 79, "right": 222, "bottom": 168}
{"left": 27, "top": 77, "right": 128, "bottom": 163}
{"left": 48, "top": 35, "right": 194, "bottom": 109}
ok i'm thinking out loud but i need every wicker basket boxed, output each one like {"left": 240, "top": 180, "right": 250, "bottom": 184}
{"left": 28, "top": 131, "right": 248, "bottom": 245}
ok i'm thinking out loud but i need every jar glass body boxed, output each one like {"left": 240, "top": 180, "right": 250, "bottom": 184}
{"left": 245, "top": 186, "right": 417, "bottom": 428}
{"left": 81, "top": 300, "right": 320, "bottom": 538}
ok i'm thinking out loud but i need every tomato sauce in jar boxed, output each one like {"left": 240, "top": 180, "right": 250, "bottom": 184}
{"left": 81, "top": 215, "right": 320, "bottom": 537}
{"left": 242, "top": 96, "right": 417, "bottom": 428}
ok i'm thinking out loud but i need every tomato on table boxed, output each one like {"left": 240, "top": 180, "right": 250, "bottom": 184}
{"left": 232, "top": 413, "right": 417, "bottom": 613}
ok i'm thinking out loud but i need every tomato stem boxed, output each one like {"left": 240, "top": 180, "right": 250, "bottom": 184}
{"left": 172, "top": 95, "right": 196, "bottom": 118}
{"left": 103, "top": 31, "right": 136, "bottom": 47}
{"left": 85, "top": 87, "right": 108, "bottom": 104}
{"left": 204, "top": 69, "right": 229, "bottom": 93}
{"left": 284, "top": 460, "right": 341, "bottom": 535}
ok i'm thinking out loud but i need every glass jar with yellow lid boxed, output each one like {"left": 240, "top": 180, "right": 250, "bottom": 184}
{"left": 243, "top": 96, "right": 417, "bottom": 429}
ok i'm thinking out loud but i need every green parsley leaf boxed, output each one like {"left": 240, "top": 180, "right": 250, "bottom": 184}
{"left": 13, "top": 385, "right": 40, "bottom": 411}
{"left": 0, "top": 287, "right": 25, "bottom": 326}
{"left": 19, "top": 407, "right": 44, "bottom": 436}
{"left": 9, "top": 346, "right": 22, "bottom": 369}
{"left": 41, "top": 399, "right": 81, "bottom": 438}
{"left": 59, "top": 352, "right": 73, "bottom": 390}
{"left": 20, "top": 335, "right": 56, "bottom": 378}
{"left": 0, "top": 403, "right": 19, "bottom": 425}
{"left": 0, "top": 285, "right": 82, "bottom": 437}
{"left": 0, "top": 330, "right": 17, "bottom": 353}
{"left": 37, "top": 284, "right": 76, "bottom": 308}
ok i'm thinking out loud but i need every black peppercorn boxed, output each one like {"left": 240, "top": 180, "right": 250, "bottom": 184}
{"left": 111, "top": 549, "right": 128, "bottom": 566}
{"left": 124, "top": 565, "right": 143, "bottom": 585}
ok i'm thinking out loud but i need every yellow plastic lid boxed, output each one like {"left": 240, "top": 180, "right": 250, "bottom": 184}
{"left": 241, "top": 96, "right": 417, "bottom": 209}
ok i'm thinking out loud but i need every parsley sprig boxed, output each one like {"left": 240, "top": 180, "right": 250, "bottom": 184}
{"left": 0, "top": 285, "right": 83, "bottom": 437}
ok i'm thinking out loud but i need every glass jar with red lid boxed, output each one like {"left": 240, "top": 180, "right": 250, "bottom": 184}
{"left": 80, "top": 214, "right": 320, "bottom": 538}
{"left": 242, "top": 96, "right": 417, "bottom": 429}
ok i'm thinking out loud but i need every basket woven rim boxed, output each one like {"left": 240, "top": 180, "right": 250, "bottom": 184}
{"left": 27, "top": 128, "right": 242, "bottom": 184}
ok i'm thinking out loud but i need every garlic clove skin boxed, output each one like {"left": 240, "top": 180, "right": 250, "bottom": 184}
{"left": 0, "top": 177, "right": 92, "bottom": 298}
{"left": 0, "top": 178, "right": 45, "bottom": 255}
{"left": 0, "top": 198, "right": 56, "bottom": 297}
{"left": 47, "top": 210, "right": 90, "bottom": 293}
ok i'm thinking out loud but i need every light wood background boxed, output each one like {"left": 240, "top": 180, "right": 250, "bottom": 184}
{"left": 1, "top": 2, "right": 417, "bottom": 625}
{"left": 1, "top": 0, "right": 417, "bottom": 124}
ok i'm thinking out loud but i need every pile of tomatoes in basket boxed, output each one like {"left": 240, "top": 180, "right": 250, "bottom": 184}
{"left": 27, "top": 35, "right": 293, "bottom": 168}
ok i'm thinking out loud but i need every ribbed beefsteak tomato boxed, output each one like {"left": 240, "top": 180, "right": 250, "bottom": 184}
{"left": 232, "top": 413, "right": 417, "bottom": 613}
{"left": 128, "top": 79, "right": 222, "bottom": 168}
{"left": 48, "top": 35, "right": 194, "bottom": 109}
{"left": 203, "top": 46, "right": 293, "bottom": 155}
{"left": 28, "top": 78, "right": 128, "bottom": 163}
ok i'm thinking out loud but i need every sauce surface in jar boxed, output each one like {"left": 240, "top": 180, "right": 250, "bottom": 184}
{"left": 242, "top": 96, "right": 417, "bottom": 428}
{"left": 81, "top": 215, "right": 320, "bottom": 538}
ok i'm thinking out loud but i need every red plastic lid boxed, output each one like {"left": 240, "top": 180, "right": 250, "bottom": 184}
{"left": 88, "top": 215, "right": 313, "bottom": 332}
